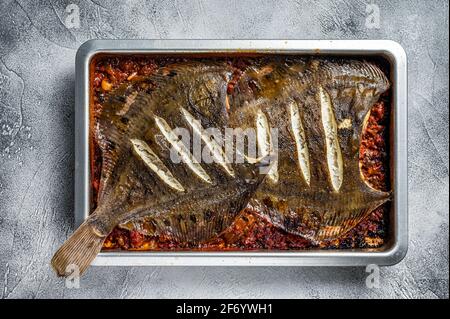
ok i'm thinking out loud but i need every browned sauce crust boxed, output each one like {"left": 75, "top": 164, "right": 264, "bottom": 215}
{"left": 90, "top": 55, "right": 390, "bottom": 251}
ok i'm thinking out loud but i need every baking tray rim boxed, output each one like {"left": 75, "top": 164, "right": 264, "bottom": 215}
{"left": 74, "top": 39, "right": 408, "bottom": 266}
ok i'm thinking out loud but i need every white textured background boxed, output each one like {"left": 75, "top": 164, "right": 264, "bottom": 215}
{"left": 0, "top": 0, "right": 448, "bottom": 299}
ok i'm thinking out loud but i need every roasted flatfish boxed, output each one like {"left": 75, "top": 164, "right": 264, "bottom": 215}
{"left": 51, "top": 62, "right": 270, "bottom": 276}
{"left": 52, "top": 56, "right": 392, "bottom": 276}
{"left": 227, "top": 57, "right": 391, "bottom": 242}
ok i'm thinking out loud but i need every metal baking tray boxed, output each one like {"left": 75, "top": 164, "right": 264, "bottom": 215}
{"left": 74, "top": 39, "right": 407, "bottom": 266}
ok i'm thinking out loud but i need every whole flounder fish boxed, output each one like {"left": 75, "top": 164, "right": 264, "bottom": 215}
{"left": 226, "top": 57, "right": 391, "bottom": 242}
{"left": 51, "top": 56, "right": 391, "bottom": 276}
{"left": 51, "top": 62, "right": 271, "bottom": 276}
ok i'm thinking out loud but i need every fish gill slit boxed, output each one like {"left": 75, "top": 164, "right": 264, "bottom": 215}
{"left": 256, "top": 109, "right": 278, "bottom": 183}
{"left": 180, "top": 107, "right": 235, "bottom": 177}
{"left": 154, "top": 115, "right": 212, "bottom": 184}
{"left": 318, "top": 86, "right": 343, "bottom": 192}
{"left": 288, "top": 101, "right": 311, "bottom": 186}
{"left": 130, "top": 138, "right": 185, "bottom": 192}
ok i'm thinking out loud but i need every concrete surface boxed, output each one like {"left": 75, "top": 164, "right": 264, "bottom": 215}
{"left": 0, "top": 0, "right": 448, "bottom": 299}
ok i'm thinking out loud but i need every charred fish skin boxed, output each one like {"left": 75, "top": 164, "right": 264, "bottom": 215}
{"left": 98, "top": 138, "right": 269, "bottom": 243}
{"left": 228, "top": 57, "right": 391, "bottom": 242}
{"left": 96, "top": 62, "right": 235, "bottom": 198}
{"left": 96, "top": 61, "right": 268, "bottom": 233}
{"left": 51, "top": 61, "right": 269, "bottom": 276}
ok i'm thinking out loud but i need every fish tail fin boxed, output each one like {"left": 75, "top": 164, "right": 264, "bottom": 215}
{"left": 51, "top": 221, "right": 106, "bottom": 277}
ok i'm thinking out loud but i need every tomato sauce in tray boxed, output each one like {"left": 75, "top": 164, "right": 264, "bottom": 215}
{"left": 89, "top": 55, "right": 391, "bottom": 251}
